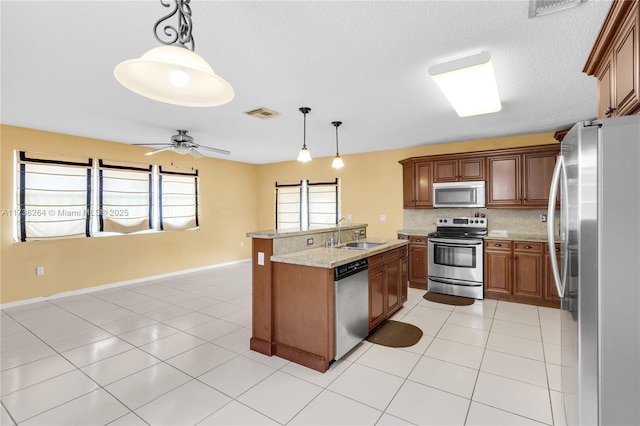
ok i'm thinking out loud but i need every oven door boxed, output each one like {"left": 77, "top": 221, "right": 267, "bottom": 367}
{"left": 428, "top": 237, "right": 483, "bottom": 283}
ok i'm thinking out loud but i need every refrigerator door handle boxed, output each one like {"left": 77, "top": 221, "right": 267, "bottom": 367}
{"left": 547, "top": 155, "right": 565, "bottom": 298}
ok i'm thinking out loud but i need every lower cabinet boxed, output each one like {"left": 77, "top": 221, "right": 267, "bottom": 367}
{"left": 369, "top": 246, "right": 408, "bottom": 331}
{"left": 484, "top": 239, "right": 560, "bottom": 308}
{"left": 398, "top": 234, "right": 428, "bottom": 289}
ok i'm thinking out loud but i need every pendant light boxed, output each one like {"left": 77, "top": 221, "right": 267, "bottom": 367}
{"left": 114, "top": 0, "right": 234, "bottom": 107}
{"left": 297, "top": 107, "right": 312, "bottom": 163}
{"left": 331, "top": 121, "right": 344, "bottom": 169}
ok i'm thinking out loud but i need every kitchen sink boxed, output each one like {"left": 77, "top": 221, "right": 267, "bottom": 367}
{"left": 341, "top": 241, "right": 385, "bottom": 250}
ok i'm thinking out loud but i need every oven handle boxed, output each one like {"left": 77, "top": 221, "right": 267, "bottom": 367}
{"left": 428, "top": 277, "right": 482, "bottom": 287}
{"left": 428, "top": 238, "right": 483, "bottom": 246}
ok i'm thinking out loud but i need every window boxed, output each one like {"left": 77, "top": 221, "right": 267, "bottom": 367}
{"left": 275, "top": 179, "right": 339, "bottom": 229}
{"left": 98, "top": 161, "right": 152, "bottom": 234}
{"left": 159, "top": 166, "right": 199, "bottom": 231}
{"left": 16, "top": 151, "right": 92, "bottom": 241}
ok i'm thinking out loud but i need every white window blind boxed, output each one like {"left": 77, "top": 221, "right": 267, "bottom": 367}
{"left": 159, "top": 166, "right": 198, "bottom": 231}
{"left": 275, "top": 179, "right": 339, "bottom": 229}
{"left": 17, "top": 152, "right": 92, "bottom": 241}
{"left": 275, "top": 184, "right": 302, "bottom": 230}
{"left": 99, "top": 161, "right": 152, "bottom": 234}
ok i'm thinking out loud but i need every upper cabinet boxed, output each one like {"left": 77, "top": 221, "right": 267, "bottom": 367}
{"left": 433, "top": 158, "right": 485, "bottom": 183}
{"left": 487, "top": 145, "right": 560, "bottom": 208}
{"left": 584, "top": 0, "right": 640, "bottom": 118}
{"left": 401, "top": 144, "right": 559, "bottom": 209}
{"left": 401, "top": 159, "right": 433, "bottom": 208}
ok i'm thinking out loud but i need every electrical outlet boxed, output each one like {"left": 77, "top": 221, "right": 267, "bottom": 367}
{"left": 380, "top": 214, "right": 387, "bottom": 222}
{"left": 359, "top": 230, "right": 365, "bottom": 236}
{"left": 540, "top": 214, "right": 547, "bottom": 223}
{"left": 240, "top": 241, "right": 244, "bottom": 248}
{"left": 36, "top": 266, "right": 45, "bottom": 276}
{"left": 306, "top": 238, "right": 314, "bottom": 246}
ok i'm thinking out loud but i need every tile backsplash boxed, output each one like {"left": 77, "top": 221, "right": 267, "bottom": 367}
{"left": 403, "top": 208, "right": 559, "bottom": 236}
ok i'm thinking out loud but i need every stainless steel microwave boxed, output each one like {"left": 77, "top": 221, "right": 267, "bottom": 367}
{"left": 432, "top": 181, "right": 486, "bottom": 208}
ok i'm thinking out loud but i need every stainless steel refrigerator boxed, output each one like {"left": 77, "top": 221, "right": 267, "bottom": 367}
{"left": 547, "top": 115, "right": 640, "bottom": 425}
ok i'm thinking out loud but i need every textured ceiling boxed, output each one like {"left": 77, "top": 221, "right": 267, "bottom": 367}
{"left": 1, "top": 0, "right": 611, "bottom": 164}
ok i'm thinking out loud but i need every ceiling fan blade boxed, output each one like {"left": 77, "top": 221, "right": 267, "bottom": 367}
{"left": 133, "top": 143, "right": 172, "bottom": 146}
{"left": 144, "top": 146, "right": 174, "bottom": 156}
{"left": 190, "top": 148, "right": 204, "bottom": 158}
{"left": 197, "top": 145, "right": 231, "bottom": 155}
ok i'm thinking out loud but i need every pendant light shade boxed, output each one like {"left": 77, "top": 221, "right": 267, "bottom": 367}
{"left": 331, "top": 121, "right": 344, "bottom": 169}
{"left": 114, "top": 0, "right": 234, "bottom": 107}
{"left": 297, "top": 107, "right": 312, "bottom": 163}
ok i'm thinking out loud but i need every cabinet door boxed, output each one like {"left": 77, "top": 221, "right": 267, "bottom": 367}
{"left": 368, "top": 266, "right": 386, "bottom": 330}
{"left": 402, "top": 163, "right": 416, "bottom": 208}
{"left": 400, "top": 255, "right": 408, "bottom": 303}
{"left": 544, "top": 244, "right": 562, "bottom": 303}
{"left": 408, "top": 239, "right": 428, "bottom": 289}
{"left": 597, "top": 56, "right": 614, "bottom": 118}
{"left": 433, "top": 159, "right": 458, "bottom": 182}
{"left": 484, "top": 249, "right": 512, "bottom": 296}
{"left": 385, "top": 259, "right": 401, "bottom": 315}
{"left": 459, "top": 158, "right": 485, "bottom": 181}
{"left": 614, "top": 10, "right": 640, "bottom": 116}
{"left": 513, "top": 243, "right": 543, "bottom": 299}
{"left": 487, "top": 155, "right": 521, "bottom": 206}
{"left": 415, "top": 161, "right": 433, "bottom": 207}
{"left": 523, "top": 150, "right": 559, "bottom": 207}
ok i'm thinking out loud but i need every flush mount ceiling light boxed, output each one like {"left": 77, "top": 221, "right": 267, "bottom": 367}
{"left": 428, "top": 51, "right": 501, "bottom": 117}
{"left": 331, "top": 121, "right": 344, "bottom": 169}
{"left": 297, "top": 107, "right": 312, "bottom": 163}
{"left": 114, "top": 0, "right": 234, "bottom": 107}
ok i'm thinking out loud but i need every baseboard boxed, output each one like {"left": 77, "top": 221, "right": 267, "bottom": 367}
{"left": 0, "top": 258, "right": 251, "bottom": 310}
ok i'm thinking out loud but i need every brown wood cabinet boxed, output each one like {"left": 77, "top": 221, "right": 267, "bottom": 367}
{"left": 585, "top": 0, "right": 640, "bottom": 118}
{"left": 487, "top": 146, "right": 560, "bottom": 208}
{"left": 401, "top": 144, "right": 559, "bottom": 210}
{"left": 401, "top": 160, "right": 433, "bottom": 208}
{"left": 544, "top": 243, "right": 561, "bottom": 303}
{"left": 368, "top": 247, "right": 408, "bottom": 331}
{"left": 408, "top": 236, "right": 428, "bottom": 289}
{"left": 433, "top": 158, "right": 485, "bottom": 182}
{"left": 484, "top": 239, "right": 559, "bottom": 308}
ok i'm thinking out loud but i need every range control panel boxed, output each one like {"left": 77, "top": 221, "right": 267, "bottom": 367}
{"left": 436, "top": 217, "right": 487, "bottom": 228}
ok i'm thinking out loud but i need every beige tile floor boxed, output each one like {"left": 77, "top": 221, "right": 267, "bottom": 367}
{"left": 0, "top": 261, "right": 565, "bottom": 425}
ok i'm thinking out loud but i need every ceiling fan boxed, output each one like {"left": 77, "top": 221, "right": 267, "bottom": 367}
{"left": 133, "top": 130, "right": 231, "bottom": 157}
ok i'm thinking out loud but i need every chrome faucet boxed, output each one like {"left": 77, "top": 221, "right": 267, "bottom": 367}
{"left": 337, "top": 216, "right": 351, "bottom": 245}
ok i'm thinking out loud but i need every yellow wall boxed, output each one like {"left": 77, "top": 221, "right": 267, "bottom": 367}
{"left": 0, "top": 125, "right": 258, "bottom": 304}
{"left": 0, "top": 125, "right": 557, "bottom": 304}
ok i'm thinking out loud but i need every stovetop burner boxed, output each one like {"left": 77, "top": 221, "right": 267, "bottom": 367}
{"left": 429, "top": 217, "right": 488, "bottom": 239}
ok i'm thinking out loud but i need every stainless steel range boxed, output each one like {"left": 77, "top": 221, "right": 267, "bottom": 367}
{"left": 428, "top": 217, "right": 487, "bottom": 299}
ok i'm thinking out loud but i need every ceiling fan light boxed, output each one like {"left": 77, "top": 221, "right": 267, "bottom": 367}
{"left": 297, "top": 147, "right": 312, "bottom": 162}
{"left": 429, "top": 51, "right": 501, "bottom": 117}
{"left": 332, "top": 155, "right": 344, "bottom": 169}
{"left": 114, "top": 45, "right": 234, "bottom": 107}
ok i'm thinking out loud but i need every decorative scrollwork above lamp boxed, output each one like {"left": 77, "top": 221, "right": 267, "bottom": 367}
{"left": 114, "top": 0, "right": 234, "bottom": 107}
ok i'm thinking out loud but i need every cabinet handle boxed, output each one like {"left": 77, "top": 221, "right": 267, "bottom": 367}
{"left": 524, "top": 245, "right": 532, "bottom": 249}
{"left": 494, "top": 243, "right": 502, "bottom": 247}
{"left": 604, "top": 106, "right": 617, "bottom": 116}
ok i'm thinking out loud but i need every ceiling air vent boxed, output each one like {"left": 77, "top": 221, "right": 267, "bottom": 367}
{"left": 244, "top": 107, "right": 280, "bottom": 119}
{"left": 529, "top": 0, "right": 585, "bottom": 18}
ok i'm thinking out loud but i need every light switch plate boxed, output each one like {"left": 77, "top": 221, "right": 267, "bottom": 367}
{"left": 258, "top": 252, "right": 264, "bottom": 266}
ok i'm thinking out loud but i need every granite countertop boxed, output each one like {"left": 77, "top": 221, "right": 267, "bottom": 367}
{"left": 247, "top": 223, "right": 368, "bottom": 239}
{"left": 270, "top": 238, "right": 408, "bottom": 269}
{"left": 398, "top": 229, "right": 552, "bottom": 243}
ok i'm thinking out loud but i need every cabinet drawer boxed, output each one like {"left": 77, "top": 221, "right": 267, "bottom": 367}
{"left": 545, "top": 243, "right": 560, "bottom": 254}
{"left": 383, "top": 248, "right": 401, "bottom": 262}
{"left": 369, "top": 253, "right": 385, "bottom": 269}
{"left": 399, "top": 246, "right": 408, "bottom": 258}
{"left": 514, "top": 242, "right": 543, "bottom": 253}
{"left": 484, "top": 239, "right": 512, "bottom": 251}
{"left": 409, "top": 236, "right": 427, "bottom": 245}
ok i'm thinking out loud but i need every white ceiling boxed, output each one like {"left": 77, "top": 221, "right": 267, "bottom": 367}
{"left": 1, "top": 0, "right": 611, "bottom": 164}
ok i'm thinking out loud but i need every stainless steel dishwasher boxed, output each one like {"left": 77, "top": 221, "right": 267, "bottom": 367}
{"left": 334, "top": 258, "right": 369, "bottom": 360}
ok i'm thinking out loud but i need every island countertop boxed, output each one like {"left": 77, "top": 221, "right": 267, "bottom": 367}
{"left": 270, "top": 238, "right": 408, "bottom": 268}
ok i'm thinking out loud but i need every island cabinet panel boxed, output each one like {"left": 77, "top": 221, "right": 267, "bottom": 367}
{"left": 484, "top": 239, "right": 559, "bottom": 308}
{"left": 272, "top": 262, "right": 335, "bottom": 372}
{"left": 368, "top": 248, "right": 408, "bottom": 331}
{"left": 250, "top": 238, "right": 275, "bottom": 355}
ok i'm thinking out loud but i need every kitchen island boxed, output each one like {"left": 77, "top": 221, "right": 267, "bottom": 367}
{"left": 247, "top": 226, "right": 408, "bottom": 372}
